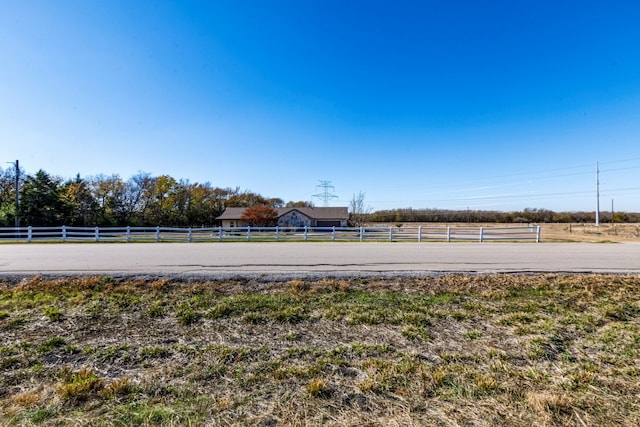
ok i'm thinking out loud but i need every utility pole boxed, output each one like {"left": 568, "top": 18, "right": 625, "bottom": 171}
{"left": 611, "top": 198, "right": 614, "bottom": 224}
{"left": 14, "top": 160, "right": 20, "bottom": 229}
{"left": 595, "top": 162, "right": 600, "bottom": 226}
{"left": 312, "top": 180, "right": 338, "bottom": 207}
{"left": 6, "top": 160, "right": 19, "bottom": 229}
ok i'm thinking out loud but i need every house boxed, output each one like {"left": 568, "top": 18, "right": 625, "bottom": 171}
{"left": 216, "top": 207, "right": 349, "bottom": 228}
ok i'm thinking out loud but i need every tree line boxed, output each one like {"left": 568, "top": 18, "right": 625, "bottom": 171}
{"left": 368, "top": 208, "right": 640, "bottom": 224}
{"left": 0, "top": 168, "right": 294, "bottom": 227}
{"left": 1, "top": 167, "right": 638, "bottom": 227}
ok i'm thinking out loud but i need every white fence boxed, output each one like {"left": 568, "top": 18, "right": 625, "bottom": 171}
{"left": 0, "top": 225, "right": 541, "bottom": 243}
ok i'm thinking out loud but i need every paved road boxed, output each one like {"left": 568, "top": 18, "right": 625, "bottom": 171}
{"left": 1, "top": 242, "right": 639, "bottom": 279}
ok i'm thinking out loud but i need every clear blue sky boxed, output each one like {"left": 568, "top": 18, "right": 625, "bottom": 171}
{"left": 1, "top": 1, "right": 639, "bottom": 212}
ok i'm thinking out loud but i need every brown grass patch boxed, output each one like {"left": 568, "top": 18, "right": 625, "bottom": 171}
{"left": 1, "top": 274, "right": 640, "bottom": 425}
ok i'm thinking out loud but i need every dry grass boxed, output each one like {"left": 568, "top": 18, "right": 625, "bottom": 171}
{"left": 374, "top": 222, "right": 640, "bottom": 242}
{"left": 1, "top": 274, "right": 640, "bottom": 425}
{"left": 540, "top": 222, "right": 640, "bottom": 242}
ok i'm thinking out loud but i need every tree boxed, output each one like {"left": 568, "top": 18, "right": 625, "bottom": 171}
{"left": 267, "top": 197, "right": 285, "bottom": 208}
{"left": 0, "top": 166, "right": 20, "bottom": 226}
{"left": 240, "top": 205, "right": 279, "bottom": 226}
{"left": 183, "top": 182, "right": 226, "bottom": 226}
{"left": 226, "top": 190, "right": 283, "bottom": 208}
{"left": 89, "top": 174, "right": 127, "bottom": 225}
{"left": 19, "top": 170, "right": 70, "bottom": 226}
{"left": 348, "top": 191, "right": 371, "bottom": 227}
{"left": 145, "top": 175, "right": 182, "bottom": 225}
{"left": 62, "top": 175, "right": 101, "bottom": 226}
{"left": 286, "top": 200, "right": 314, "bottom": 208}
{"left": 124, "top": 172, "right": 155, "bottom": 225}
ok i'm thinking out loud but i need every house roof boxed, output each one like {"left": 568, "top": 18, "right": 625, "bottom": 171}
{"left": 216, "top": 207, "right": 349, "bottom": 220}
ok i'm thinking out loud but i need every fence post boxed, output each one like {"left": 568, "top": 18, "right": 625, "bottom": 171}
{"left": 275, "top": 226, "right": 279, "bottom": 242}
{"left": 447, "top": 226, "right": 451, "bottom": 242}
{"left": 536, "top": 225, "right": 541, "bottom": 243}
{"left": 479, "top": 227, "right": 484, "bottom": 243}
{"left": 126, "top": 226, "right": 131, "bottom": 243}
{"left": 332, "top": 226, "right": 336, "bottom": 242}
{"left": 218, "top": 226, "right": 222, "bottom": 242}
{"left": 95, "top": 226, "right": 99, "bottom": 243}
{"left": 359, "top": 226, "right": 364, "bottom": 242}
{"left": 156, "top": 226, "right": 160, "bottom": 242}
{"left": 188, "top": 227, "right": 192, "bottom": 242}
{"left": 247, "top": 226, "right": 251, "bottom": 241}
{"left": 389, "top": 226, "right": 393, "bottom": 242}
{"left": 418, "top": 226, "right": 422, "bottom": 242}
{"left": 28, "top": 226, "right": 32, "bottom": 243}
{"left": 62, "top": 225, "right": 67, "bottom": 243}
{"left": 304, "top": 226, "right": 308, "bottom": 241}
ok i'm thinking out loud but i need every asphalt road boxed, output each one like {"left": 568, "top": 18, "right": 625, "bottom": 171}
{"left": 1, "top": 242, "right": 639, "bottom": 280}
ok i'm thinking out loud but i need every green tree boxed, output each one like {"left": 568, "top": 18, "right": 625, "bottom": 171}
{"left": 0, "top": 167, "right": 18, "bottom": 226}
{"left": 145, "top": 175, "right": 181, "bottom": 225}
{"left": 182, "top": 182, "right": 225, "bottom": 226}
{"left": 19, "top": 170, "right": 70, "bottom": 226}
{"left": 62, "top": 175, "right": 101, "bottom": 226}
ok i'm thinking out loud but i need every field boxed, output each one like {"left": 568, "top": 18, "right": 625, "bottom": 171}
{"left": 374, "top": 223, "right": 640, "bottom": 243}
{"left": 2, "top": 275, "right": 640, "bottom": 426}
{"left": 540, "top": 223, "right": 640, "bottom": 243}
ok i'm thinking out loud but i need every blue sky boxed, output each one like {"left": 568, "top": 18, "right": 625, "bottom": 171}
{"left": 1, "top": 0, "right": 639, "bottom": 212}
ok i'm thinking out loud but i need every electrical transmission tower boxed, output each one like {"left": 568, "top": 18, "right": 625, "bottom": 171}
{"left": 312, "top": 180, "right": 338, "bottom": 207}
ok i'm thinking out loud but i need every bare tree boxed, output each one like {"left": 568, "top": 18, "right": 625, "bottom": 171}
{"left": 349, "top": 191, "right": 371, "bottom": 227}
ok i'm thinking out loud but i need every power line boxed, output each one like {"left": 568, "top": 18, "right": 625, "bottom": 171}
{"left": 312, "top": 180, "right": 338, "bottom": 207}
{"left": 375, "top": 156, "right": 640, "bottom": 194}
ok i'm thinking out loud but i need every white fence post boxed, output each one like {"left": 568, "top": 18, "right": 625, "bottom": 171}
{"left": 95, "top": 226, "right": 99, "bottom": 242}
{"left": 479, "top": 227, "right": 484, "bottom": 243}
{"left": 332, "top": 226, "right": 336, "bottom": 242}
{"left": 126, "top": 226, "right": 131, "bottom": 243}
{"left": 418, "top": 226, "right": 422, "bottom": 242}
{"left": 218, "top": 226, "right": 222, "bottom": 242}
{"left": 275, "top": 226, "right": 279, "bottom": 242}
{"left": 247, "top": 226, "right": 251, "bottom": 241}
{"left": 156, "top": 226, "right": 160, "bottom": 242}
{"left": 389, "top": 226, "right": 393, "bottom": 242}
{"left": 28, "top": 226, "right": 32, "bottom": 243}
{"left": 188, "top": 227, "right": 192, "bottom": 242}
{"left": 304, "top": 226, "right": 308, "bottom": 241}
{"left": 536, "top": 225, "right": 541, "bottom": 243}
{"left": 62, "top": 225, "right": 67, "bottom": 243}
{"left": 359, "top": 226, "right": 364, "bottom": 242}
{"left": 447, "top": 226, "right": 451, "bottom": 242}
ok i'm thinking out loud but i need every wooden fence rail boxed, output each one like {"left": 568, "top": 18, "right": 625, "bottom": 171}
{"left": 0, "top": 225, "right": 541, "bottom": 243}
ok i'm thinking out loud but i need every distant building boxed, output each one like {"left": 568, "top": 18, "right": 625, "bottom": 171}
{"left": 216, "top": 207, "right": 349, "bottom": 228}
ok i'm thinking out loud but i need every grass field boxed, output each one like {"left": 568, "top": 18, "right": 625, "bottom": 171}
{"left": 1, "top": 274, "right": 640, "bottom": 426}
{"left": 374, "top": 222, "right": 640, "bottom": 243}
{"left": 540, "top": 223, "right": 640, "bottom": 243}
